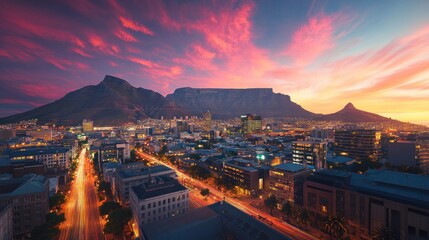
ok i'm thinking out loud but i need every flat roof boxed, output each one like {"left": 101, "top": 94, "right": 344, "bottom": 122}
{"left": 141, "top": 201, "right": 290, "bottom": 240}
{"left": 131, "top": 177, "right": 186, "bottom": 200}
{"left": 272, "top": 163, "right": 307, "bottom": 173}
{"left": 117, "top": 165, "right": 173, "bottom": 179}
{"left": 327, "top": 156, "right": 354, "bottom": 164}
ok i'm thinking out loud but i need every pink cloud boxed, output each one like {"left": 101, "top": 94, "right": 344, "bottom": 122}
{"left": 114, "top": 28, "right": 138, "bottom": 42}
{"left": 284, "top": 12, "right": 353, "bottom": 66}
{"left": 119, "top": 16, "right": 154, "bottom": 36}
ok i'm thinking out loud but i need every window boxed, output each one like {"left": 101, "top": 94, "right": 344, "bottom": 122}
{"left": 141, "top": 205, "right": 145, "bottom": 210}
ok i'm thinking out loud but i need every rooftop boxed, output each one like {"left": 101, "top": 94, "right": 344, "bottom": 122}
{"left": 309, "top": 169, "right": 429, "bottom": 209}
{"left": 327, "top": 156, "right": 355, "bottom": 164}
{"left": 6, "top": 146, "right": 69, "bottom": 158}
{"left": 0, "top": 174, "right": 46, "bottom": 198}
{"left": 141, "top": 201, "right": 290, "bottom": 240}
{"left": 131, "top": 177, "right": 186, "bottom": 200}
{"left": 272, "top": 163, "right": 308, "bottom": 173}
{"left": 116, "top": 165, "right": 173, "bottom": 179}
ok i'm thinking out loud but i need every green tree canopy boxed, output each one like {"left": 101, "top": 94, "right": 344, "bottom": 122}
{"left": 264, "top": 194, "right": 278, "bottom": 215}
{"left": 104, "top": 208, "right": 132, "bottom": 236}
{"left": 99, "top": 201, "right": 121, "bottom": 216}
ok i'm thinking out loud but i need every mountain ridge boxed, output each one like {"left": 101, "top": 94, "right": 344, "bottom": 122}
{"left": 0, "top": 75, "right": 409, "bottom": 125}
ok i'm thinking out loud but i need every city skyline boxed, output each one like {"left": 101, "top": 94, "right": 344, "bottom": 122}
{"left": 1, "top": 0, "right": 429, "bottom": 126}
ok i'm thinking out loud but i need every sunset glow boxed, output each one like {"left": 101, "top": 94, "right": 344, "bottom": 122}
{"left": 1, "top": 0, "right": 428, "bottom": 125}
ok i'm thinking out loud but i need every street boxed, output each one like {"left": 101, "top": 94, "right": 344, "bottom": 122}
{"left": 139, "top": 152, "right": 318, "bottom": 240}
{"left": 59, "top": 148, "right": 104, "bottom": 240}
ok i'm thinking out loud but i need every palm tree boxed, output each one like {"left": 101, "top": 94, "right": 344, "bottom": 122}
{"left": 264, "top": 194, "right": 278, "bottom": 215}
{"left": 281, "top": 201, "right": 293, "bottom": 222}
{"left": 372, "top": 226, "right": 399, "bottom": 240}
{"left": 322, "top": 216, "right": 347, "bottom": 239}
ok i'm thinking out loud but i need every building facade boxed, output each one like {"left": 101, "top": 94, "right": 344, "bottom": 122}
{"left": 0, "top": 205, "right": 13, "bottom": 240}
{"left": 334, "top": 129, "right": 381, "bottom": 162}
{"left": 130, "top": 177, "right": 189, "bottom": 237}
{"left": 7, "top": 147, "right": 71, "bottom": 170}
{"left": 416, "top": 132, "right": 429, "bottom": 174}
{"left": 241, "top": 114, "right": 262, "bottom": 134}
{"left": 269, "top": 163, "right": 312, "bottom": 205}
{"left": 303, "top": 170, "right": 429, "bottom": 240}
{"left": 113, "top": 165, "right": 176, "bottom": 206}
{"left": 0, "top": 174, "right": 49, "bottom": 239}
{"left": 292, "top": 141, "right": 327, "bottom": 169}
{"left": 222, "top": 159, "right": 261, "bottom": 195}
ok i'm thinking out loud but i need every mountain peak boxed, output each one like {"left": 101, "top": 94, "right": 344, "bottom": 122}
{"left": 101, "top": 75, "right": 131, "bottom": 87}
{"left": 343, "top": 102, "right": 356, "bottom": 110}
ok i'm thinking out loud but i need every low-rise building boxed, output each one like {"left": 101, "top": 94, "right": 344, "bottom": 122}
{"left": 130, "top": 176, "right": 188, "bottom": 237}
{"left": 6, "top": 146, "right": 71, "bottom": 170}
{"left": 0, "top": 174, "right": 49, "bottom": 239}
{"left": 0, "top": 205, "right": 13, "bottom": 240}
{"left": 222, "top": 159, "right": 261, "bottom": 195}
{"left": 269, "top": 163, "right": 312, "bottom": 205}
{"left": 303, "top": 169, "right": 429, "bottom": 240}
{"left": 113, "top": 165, "right": 176, "bottom": 206}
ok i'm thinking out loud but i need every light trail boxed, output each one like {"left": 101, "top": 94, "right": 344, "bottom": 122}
{"left": 139, "top": 152, "right": 318, "bottom": 240}
{"left": 59, "top": 148, "right": 104, "bottom": 240}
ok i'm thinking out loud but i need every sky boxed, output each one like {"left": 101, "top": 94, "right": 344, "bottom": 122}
{"left": 1, "top": 0, "right": 429, "bottom": 126}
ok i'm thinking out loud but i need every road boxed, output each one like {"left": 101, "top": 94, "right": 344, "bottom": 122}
{"left": 59, "top": 148, "right": 104, "bottom": 240}
{"left": 139, "top": 152, "right": 318, "bottom": 240}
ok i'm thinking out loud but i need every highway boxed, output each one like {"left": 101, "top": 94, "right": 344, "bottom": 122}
{"left": 59, "top": 148, "right": 104, "bottom": 240}
{"left": 139, "top": 152, "right": 318, "bottom": 240}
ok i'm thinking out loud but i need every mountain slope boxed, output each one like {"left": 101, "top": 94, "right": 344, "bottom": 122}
{"left": 0, "top": 75, "right": 186, "bottom": 125}
{"left": 314, "top": 103, "right": 397, "bottom": 122}
{"left": 166, "top": 87, "right": 315, "bottom": 119}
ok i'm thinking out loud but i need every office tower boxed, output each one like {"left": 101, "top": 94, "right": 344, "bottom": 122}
{"left": 82, "top": 119, "right": 94, "bottom": 132}
{"left": 202, "top": 110, "right": 212, "bottom": 131}
{"left": 292, "top": 141, "right": 327, "bottom": 169}
{"left": 334, "top": 129, "right": 381, "bottom": 162}
{"left": 241, "top": 114, "right": 262, "bottom": 134}
{"left": 269, "top": 163, "right": 312, "bottom": 205}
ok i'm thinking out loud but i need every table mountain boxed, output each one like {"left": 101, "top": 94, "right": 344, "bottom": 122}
{"left": 166, "top": 87, "right": 315, "bottom": 119}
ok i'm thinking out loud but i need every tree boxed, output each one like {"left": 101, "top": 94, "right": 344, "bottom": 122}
{"left": 31, "top": 213, "right": 65, "bottom": 240}
{"left": 99, "top": 201, "right": 120, "bottom": 216}
{"left": 49, "top": 193, "right": 66, "bottom": 210}
{"left": 322, "top": 216, "right": 347, "bottom": 239}
{"left": 98, "top": 181, "right": 112, "bottom": 197}
{"left": 104, "top": 208, "right": 132, "bottom": 236}
{"left": 281, "top": 201, "right": 293, "bottom": 222}
{"left": 264, "top": 194, "right": 278, "bottom": 215}
{"left": 46, "top": 212, "right": 66, "bottom": 227}
{"left": 214, "top": 177, "right": 224, "bottom": 190}
{"left": 200, "top": 188, "right": 210, "bottom": 200}
{"left": 299, "top": 209, "right": 311, "bottom": 229}
{"left": 372, "top": 226, "right": 399, "bottom": 240}
{"left": 189, "top": 165, "right": 211, "bottom": 180}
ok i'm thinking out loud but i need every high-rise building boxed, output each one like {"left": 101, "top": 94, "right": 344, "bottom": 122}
{"left": 82, "top": 119, "right": 94, "bottom": 132}
{"left": 269, "top": 163, "right": 312, "bottom": 205}
{"left": 292, "top": 141, "right": 327, "bottom": 169}
{"left": 202, "top": 110, "right": 212, "bottom": 131}
{"left": 241, "top": 114, "right": 262, "bottom": 134}
{"left": 334, "top": 129, "right": 381, "bottom": 162}
{"left": 416, "top": 132, "right": 429, "bottom": 174}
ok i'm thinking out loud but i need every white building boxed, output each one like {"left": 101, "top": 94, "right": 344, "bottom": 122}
{"left": 130, "top": 176, "right": 189, "bottom": 236}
